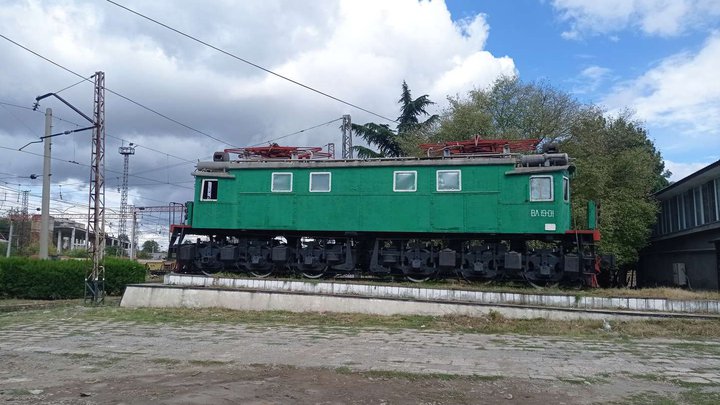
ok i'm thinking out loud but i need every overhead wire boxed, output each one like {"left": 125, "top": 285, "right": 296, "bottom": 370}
{"left": 0, "top": 33, "right": 238, "bottom": 147}
{"left": 104, "top": 0, "right": 398, "bottom": 124}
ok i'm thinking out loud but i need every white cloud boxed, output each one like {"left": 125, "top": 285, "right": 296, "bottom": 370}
{"left": 601, "top": 33, "right": 720, "bottom": 135}
{"left": 552, "top": 0, "right": 720, "bottom": 38}
{"left": 571, "top": 65, "right": 612, "bottom": 95}
{"left": 665, "top": 160, "right": 716, "bottom": 182}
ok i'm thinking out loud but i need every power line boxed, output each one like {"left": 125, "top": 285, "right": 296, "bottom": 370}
{"left": 249, "top": 118, "right": 343, "bottom": 147}
{"left": 105, "top": 0, "right": 398, "bottom": 124}
{"left": 0, "top": 145, "right": 193, "bottom": 191}
{"left": 0, "top": 33, "right": 238, "bottom": 147}
{"left": 55, "top": 77, "right": 89, "bottom": 94}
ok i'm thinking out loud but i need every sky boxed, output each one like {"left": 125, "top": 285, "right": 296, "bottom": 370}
{"left": 1, "top": 0, "right": 719, "bottom": 246}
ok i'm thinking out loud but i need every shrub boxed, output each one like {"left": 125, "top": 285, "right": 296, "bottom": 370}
{"left": 0, "top": 257, "right": 146, "bottom": 299}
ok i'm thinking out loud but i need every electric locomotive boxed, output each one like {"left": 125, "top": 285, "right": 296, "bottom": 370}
{"left": 170, "top": 139, "right": 601, "bottom": 286}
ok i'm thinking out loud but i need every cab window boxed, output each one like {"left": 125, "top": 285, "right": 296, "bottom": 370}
{"left": 200, "top": 179, "right": 218, "bottom": 201}
{"left": 530, "top": 176, "right": 553, "bottom": 202}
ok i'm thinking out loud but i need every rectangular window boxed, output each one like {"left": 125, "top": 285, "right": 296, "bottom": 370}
{"left": 200, "top": 179, "right": 218, "bottom": 201}
{"left": 393, "top": 171, "right": 417, "bottom": 192}
{"left": 529, "top": 176, "right": 553, "bottom": 202}
{"left": 271, "top": 172, "right": 293, "bottom": 192}
{"left": 562, "top": 177, "right": 570, "bottom": 202}
{"left": 309, "top": 172, "right": 331, "bottom": 192}
{"left": 436, "top": 170, "right": 461, "bottom": 192}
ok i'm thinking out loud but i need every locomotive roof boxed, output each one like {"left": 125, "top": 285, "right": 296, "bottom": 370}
{"left": 194, "top": 155, "right": 572, "bottom": 178}
{"left": 196, "top": 155, "right": 518, "bottom": 171}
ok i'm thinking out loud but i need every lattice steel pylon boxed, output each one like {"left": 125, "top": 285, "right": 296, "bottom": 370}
{"left": 20, "top": 190, "right": 29, "bottom": 216}
{"left": 86, "top": 71, "right": 106, "bottom": 304}
{"left": 341, "top": 114, "right": 352, "bottom": 159}
{"left": 118, "top": 143, "right": 135, "bottom": 256}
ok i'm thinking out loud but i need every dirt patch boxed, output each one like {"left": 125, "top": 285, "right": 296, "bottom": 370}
{"left": 3, "top": 364, "right": 602, "bottom": 405}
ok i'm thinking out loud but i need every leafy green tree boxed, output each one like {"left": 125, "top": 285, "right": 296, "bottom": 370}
{"left": 352, "top": 81, "right": 438, "bottom": 158}
{"left": 433, "top": 75, "right": 586, "bottom": 143}
{"left": 561, "top": 111, "right": 670, "bottom": 265}
{"left": 141, "top": 240, "right": 160, "bottom": 254}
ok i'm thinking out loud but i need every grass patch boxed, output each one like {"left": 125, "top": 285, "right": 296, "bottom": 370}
{"left": 4, "top": 305, "right": 720, "bottom": 340}
{"left": 680, "top": 390, "right": 720, "bottom": 405}
{"left": 151, "top": 358, "right": 182, "bottom": 365}
{"left": 668, "top": 342, "right": 720, "bottom": 356}
{"left": 188, "top": 359, "right": 230, "bottom": 367}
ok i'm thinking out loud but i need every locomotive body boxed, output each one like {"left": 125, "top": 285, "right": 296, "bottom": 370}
{"left": 173, "top": 146, "right": 599, "bottom": 285}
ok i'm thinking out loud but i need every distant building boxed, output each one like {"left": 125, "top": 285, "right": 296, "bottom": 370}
{"left": 638, "top": 161, "right": 720, "bottom": 290}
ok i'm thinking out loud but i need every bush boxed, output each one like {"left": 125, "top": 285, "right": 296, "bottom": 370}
{"left": 0, "top": 257, "right": 146, "bottom": 299}
{"left": 104, "top": 257, "right": 146, "bottom": 295}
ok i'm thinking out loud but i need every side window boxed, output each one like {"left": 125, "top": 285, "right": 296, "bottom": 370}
{"left": 530, "top": 176, "right": 553, "bottom": 202}
{"left": 563, "top": 177, "right": 570, "bottom": 202}
{"left": 310, "top": 172, "right": 331, "bottom": 192}
{"left": 271, "top": 173, "right": 293, "bottom": 192}
{"left": 436, "top": 170, "right": 461, "bottom": 192}
{"left": 200, "top": 179, "right": 218, "bottom": 201}
{"left": 393, "top": 171, "right": 417, "bottom": 192}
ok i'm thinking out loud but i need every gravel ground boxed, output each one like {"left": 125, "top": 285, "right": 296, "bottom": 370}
{"left": 1, "top": 305, "right": 720, "bottom": 404}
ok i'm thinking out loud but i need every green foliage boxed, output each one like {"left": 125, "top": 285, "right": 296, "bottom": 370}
{"left": 142, "top": 240, "right": 159, "bottom": 253}
{"left": 105, "top": 245, "right": 123, "bottom": 257}
{"left": 561, "top": 112, "right": 669, "bottom": 265}
{"left": 0, "top": 257, "right": 145, "bottom": 299}
{"left": 352, "top": 80, "right": 438, "bottom": 157}
{"left": 104, "top": 257, "right": 146, "bottom": 295}
{"left": 434, "top": 76, "right": 585, "bottom": 143}
{"left": 65, "top": 248, "right": 90, "bottom": 258}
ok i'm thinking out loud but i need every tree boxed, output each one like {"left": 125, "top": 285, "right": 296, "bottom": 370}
{"left": 433, "top": 75, "right": 587, "bottom": 143}
{"left": 142, "top": 240, "right": 159, "bottom": 254}
{"left": 560, "top": 110, "right": 670, "bottom": 265}
{"left": 352, "top": 81, "right": 438, "bottom": 158}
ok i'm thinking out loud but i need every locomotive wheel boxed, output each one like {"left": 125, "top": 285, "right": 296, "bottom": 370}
{"left": 301, "top": 267, "right": 327, "bottom": 279}
{"left": 247, "top": 262, "right": 274, "bottom": 278}
{"left": 249, "top": 269, "right": 274, "bottom": 278}
{"left": 405, "top": 269, "right": 438, "bottom": 283}
{"left": 523, "top": 275, "right": 560, "bottom": 290}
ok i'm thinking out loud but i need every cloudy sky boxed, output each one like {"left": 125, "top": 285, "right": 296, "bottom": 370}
{"left": 1, "top": 0, "right": 719, "bottom": 245}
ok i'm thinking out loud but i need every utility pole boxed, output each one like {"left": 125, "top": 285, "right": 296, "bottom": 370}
{"left": 130, "top": 209, "right": 137, "bottom": 260}
{"left": 5, "top": 220, "right": 12, "bottom": 257}
{"left": 341, "top": 114, "right": 352, "bottom": 159}
{"left": 118, "top": 143, "right": 135, "bottom": 256}
{"left": 86, "top": 71, "right": 106, "bottom": 304}
{"left": 39, "top": 108, "right": 52, "bottom": 259}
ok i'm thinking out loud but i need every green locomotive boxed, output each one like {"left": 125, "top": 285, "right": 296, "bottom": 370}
{"left": 172, "top": 140, "right": 600, "bottom": 285}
